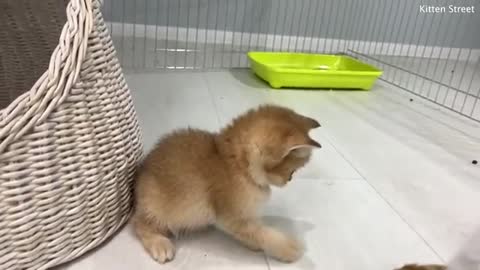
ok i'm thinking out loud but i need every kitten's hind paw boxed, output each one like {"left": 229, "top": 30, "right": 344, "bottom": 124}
{"left": 144, "top": 235, "right": 175, "bottom": 264}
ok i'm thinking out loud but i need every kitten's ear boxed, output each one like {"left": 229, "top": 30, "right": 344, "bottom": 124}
{"left": 282, "top": 137, "right": 321, "bottom": 158}
{"left": 298, "top": 115, "right": 321, "bottom": 130}
{"left": 304, "top": 116, "right": 321, "bottom": 129}
{"left": 305, "top": 137, "right": 321, "bottom": 148}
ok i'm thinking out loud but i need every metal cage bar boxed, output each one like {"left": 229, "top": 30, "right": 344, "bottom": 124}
{"left": 102, "top": 0, "right": 480, "bottom": 122}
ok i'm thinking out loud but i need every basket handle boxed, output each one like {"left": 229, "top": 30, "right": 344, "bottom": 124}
{"left": 0, "top": 0, "right": 94, "bottom": 153}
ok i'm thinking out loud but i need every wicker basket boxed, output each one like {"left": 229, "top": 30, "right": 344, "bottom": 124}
{"left": 0, "top": 0, "right": 143, "bottom": 269}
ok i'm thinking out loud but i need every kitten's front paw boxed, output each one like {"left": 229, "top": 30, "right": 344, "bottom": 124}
{"left": 243, "top": 241, "right": 262, "bottom": 252}
{"left": 263, "top": 229, "right": 303, "bottom": 263}
{"left": 144, "top": 236, "right": 175, "bottom": 264}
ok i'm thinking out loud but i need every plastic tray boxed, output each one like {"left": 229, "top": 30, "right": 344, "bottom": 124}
{"left": 247, "top": 52, "right": 383, "bottom": 90}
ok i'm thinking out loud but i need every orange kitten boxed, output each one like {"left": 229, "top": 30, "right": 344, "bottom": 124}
{"left": 132, "top": 105, "right": 321, "bottom": 263}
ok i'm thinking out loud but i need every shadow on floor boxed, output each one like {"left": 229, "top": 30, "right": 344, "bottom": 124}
{"left": 229, "top": 68, "right": 268, "bottom": 89}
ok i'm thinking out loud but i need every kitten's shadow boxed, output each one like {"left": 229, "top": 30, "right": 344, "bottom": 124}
{"left": 262, "top": 215, "right": 315, "bottom": 238}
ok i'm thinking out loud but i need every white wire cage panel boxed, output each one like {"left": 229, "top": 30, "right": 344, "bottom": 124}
{"left": 102, "top": 0, "right": 480, "bottom": 123}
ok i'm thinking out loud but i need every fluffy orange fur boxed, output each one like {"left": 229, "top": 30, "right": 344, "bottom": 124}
{"left": 132, "top": 105, "right": 321, "bottom": 263}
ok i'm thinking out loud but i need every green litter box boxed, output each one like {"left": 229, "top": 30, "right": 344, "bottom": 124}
{"left": 247, "top": 52, "right": 383, "bottom": 90}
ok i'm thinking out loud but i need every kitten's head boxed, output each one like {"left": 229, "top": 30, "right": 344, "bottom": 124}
{"left": 222, "top": 105, "right": 321, "bottom": 187}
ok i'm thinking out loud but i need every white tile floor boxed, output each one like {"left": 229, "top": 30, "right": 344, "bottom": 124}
{"left": 56, "top": 70, "right": 480, "bottom": 270}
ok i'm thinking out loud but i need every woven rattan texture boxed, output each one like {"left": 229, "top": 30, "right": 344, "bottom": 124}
{"left": 0, "top": 0, "right": 70, "bottom": 110}
{"left": 0, "top": 0, "right": 143, "bottom": 269}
